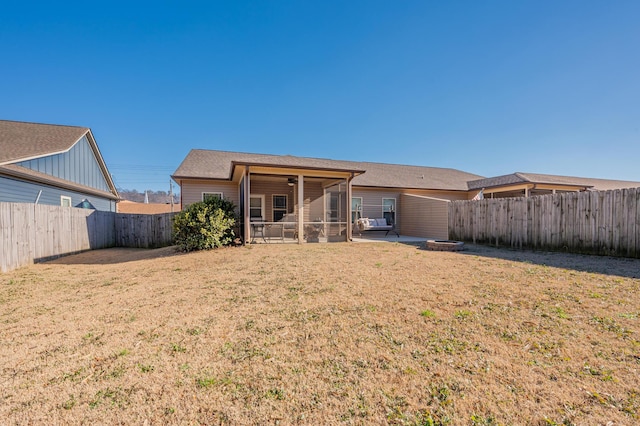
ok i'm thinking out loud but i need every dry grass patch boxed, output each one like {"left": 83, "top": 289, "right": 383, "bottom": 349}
{"left": 1, "top": 243, "right": 639, "bottom": 424}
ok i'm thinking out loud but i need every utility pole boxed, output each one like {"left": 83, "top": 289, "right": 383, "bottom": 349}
{"left": 169, "top": 180, "right": 174, "bottom": 213}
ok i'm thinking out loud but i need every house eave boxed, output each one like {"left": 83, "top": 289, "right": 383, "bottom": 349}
{"left": 0, "top": 164, "right": 120, "bottom": 201}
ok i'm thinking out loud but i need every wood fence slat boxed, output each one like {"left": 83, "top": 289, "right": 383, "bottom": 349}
{"left": 448, "top": 187, "right": 640, "bottom": 258}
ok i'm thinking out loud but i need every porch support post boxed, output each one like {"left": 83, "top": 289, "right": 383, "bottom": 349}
{"left": 346, "top": 174, "right": 353, "bottom": 241}
{"left": 297, "top": 174, "right": 304, "bottom": 244}
{"left": 244, "top": 166, "right": 251, "bottom": 245}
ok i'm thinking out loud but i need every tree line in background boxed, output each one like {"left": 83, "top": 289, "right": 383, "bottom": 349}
{"left": 118, "top": 189, "right": 180, "bottom": 204}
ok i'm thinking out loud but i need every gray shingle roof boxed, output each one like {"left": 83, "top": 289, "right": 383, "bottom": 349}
{"left": 172, "top": 149, "right": 484, "bottom": 191}
{"left": 352, "top": 161, "right": 483, "bottom": 190}
{"left": 0, "top": 120, "right": 89, "bottom": 164}
{"left": 468, "top": 172, "right": 640, "bottom": 191}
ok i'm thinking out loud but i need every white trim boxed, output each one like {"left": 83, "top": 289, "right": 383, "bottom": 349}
{"left": 382, "top": 197, "right": 396, "bottom": 215}
{"left": 60, "top": 195, "right": 72, "bottom": 207}
{"left": 202, "top": 191, "right": 223, "bottom": 201}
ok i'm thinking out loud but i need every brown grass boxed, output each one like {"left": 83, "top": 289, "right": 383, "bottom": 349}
{"left": 1, "top": 243, "right": 639, "bottom": 425}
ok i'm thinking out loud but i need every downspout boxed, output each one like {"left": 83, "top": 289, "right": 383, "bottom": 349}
{"left": 346, "top": 173, "right": 353, "bottom": 241}
{"left": 34, "top": 190, "right": 42, "bottom": 204}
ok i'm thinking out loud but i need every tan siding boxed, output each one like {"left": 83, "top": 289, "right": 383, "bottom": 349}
{"left": 352, "top": 188, "right": 401, "bottom": 220}
{"left": 400, "top": 188, "right": 469, "bottom": 201}
{"left": 181, "top": 179, "right": 239, "bottom": 208}
{"left": 248, "top": 180, "right": 295, "bottom": 221}
{"left": 352, "top": 187, "right": 468, "bottom": 230}
{"left": 400, "top": 194, "right": 449, "bottom": 239}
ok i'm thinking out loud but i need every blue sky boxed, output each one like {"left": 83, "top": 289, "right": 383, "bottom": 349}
{"left": 2, "top": 1, "right": 639, "bottom": 192}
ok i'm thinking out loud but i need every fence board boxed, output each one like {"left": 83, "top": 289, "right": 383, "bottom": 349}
{"left": 114, "top": 212, "right": 175, "bottom": 249}
{"left": 1, "top": 203, "right": 177, "bottom": 273}
{"left": 449, "top": 188, "right": 640, "bottom": 258}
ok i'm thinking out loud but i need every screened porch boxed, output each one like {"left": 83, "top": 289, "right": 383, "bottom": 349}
{"left": 236, "top": 167, "right": 356, "bottom": 244}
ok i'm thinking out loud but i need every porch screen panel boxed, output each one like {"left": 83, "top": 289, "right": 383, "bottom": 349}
{"left": 323, "top": 181, "right": 348, "bottom": 240}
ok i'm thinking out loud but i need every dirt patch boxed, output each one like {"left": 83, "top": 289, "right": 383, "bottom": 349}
{"left": 1, "top": 243, "right": 639, "bottom": 424}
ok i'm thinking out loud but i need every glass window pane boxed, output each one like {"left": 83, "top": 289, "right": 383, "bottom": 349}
{"left": 273, "top": 195, "right": 287, "bottom": 209}
{"left": 203, "top": 192, "right": 222, "bottom": 201}
{"left": 382, "top": 198, "right": 396, "bottom": 212}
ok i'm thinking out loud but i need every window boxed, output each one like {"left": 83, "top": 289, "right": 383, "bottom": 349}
{"left": 382, "top": 198, "right": 396, "bottom": 225}
{"left": 61, "top": 195, "right": 72, "bottom": 207}
{"left": 202, "top": 192, "right": 223, "bottom": 202}
{"left": 351, "top": 197, "right": 362, "bottom": 222}
{"left": 272, "top": 195, "right": 287, "bottom": 222}
{"left": 249, "top": 195, "right": 265, "bottom": 219}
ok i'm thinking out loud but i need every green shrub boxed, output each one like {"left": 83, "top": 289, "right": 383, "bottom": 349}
{"left": 173, "top": 197, "right": 237, "bottom": 251}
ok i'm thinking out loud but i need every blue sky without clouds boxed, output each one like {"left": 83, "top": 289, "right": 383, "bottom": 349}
{"left": 2, "top": 1, "right": 639, "bottom": 192}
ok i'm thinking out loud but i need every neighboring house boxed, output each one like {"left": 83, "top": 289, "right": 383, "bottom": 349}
{"left": 467, "top": 172, "right": 640, "bottom": 199}
{"left": 117, "top": 200, "right": 181, "bottom": 214}
{"left": 172, "top": 149, "right": 640, "bottom": 243}
{"left": 0, "top": 120, "right": 119, "bottom": 211}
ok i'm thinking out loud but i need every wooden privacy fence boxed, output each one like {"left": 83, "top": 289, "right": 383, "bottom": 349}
{"left": 449, "top": 188, "right": 640, "bottom": 258}
{"left": 1, "top": 203, "right": 176, "bottom": 273}
{"left": 115, "top": 213, "right": 175, "bottom": 248}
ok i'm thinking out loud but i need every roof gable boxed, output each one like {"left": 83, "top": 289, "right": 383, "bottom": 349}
{"left": 16, "top": 135, "right": 112, "bottom": 193}
{"left": 0, "top": 119, "right": 118, "bottom": 198}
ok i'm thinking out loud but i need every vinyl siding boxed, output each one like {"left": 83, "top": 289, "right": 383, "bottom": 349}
{"left": 16, "top": 136, "right": 110, "bottom": 192}
{"left": 399, "top": 194, "right": 449, "bottom": 239}
{"left": 401, "top": 189, "right": 469, "bottom": 201}
{"left": 0, "top": 175, "right": 116, "bottom": 212}
{"left": 248, "top": 180, "right": 295, "bottom": 222}
{"left": 352, "top": 188, "right": 401, "bottom": 222}
{"left": 181, "top": 180, "right": 240, "bottom": 209}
